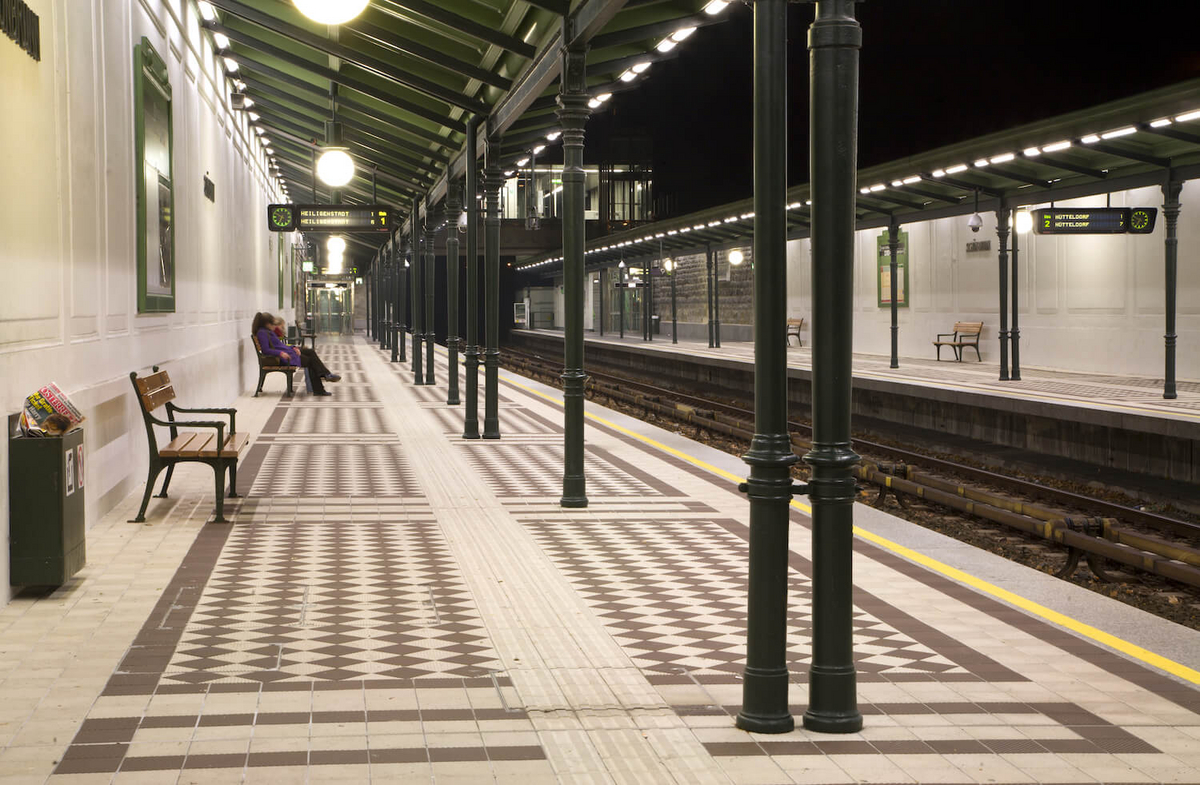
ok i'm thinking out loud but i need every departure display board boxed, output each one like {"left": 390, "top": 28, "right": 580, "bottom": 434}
{"left": 1031, "top": 207, "right": 1157, "bottom": 235}
{"left": 267, "top": 203, "right": 392, "bottom": 232}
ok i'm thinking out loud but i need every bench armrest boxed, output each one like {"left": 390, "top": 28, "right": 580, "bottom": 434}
{"left": 935, "top": 332, "right": 956, "bottom": 340}
{"left": 167, "top": 405, "right": 236, "bottom": 434}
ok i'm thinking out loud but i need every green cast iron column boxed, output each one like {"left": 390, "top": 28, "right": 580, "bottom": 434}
{"left": 558, "top": 37, "right": 590, "bottom": 508}
{"left": 736, "top": 0, "right": 794, "bottom": 735}
{"left": 670, "top": 263, "right": 678, "bottom": 344}
{"left": 412, "top": 201, "right": 424, "bottom": 385}
{"left": 424, "top": 202, "right": 436, "bottom": 386}
{"left": 1163, "top": 172, "right": 1181, "bottom": 399}
{"left": 366, "top": 263, "right": 372, "bottom": 340}
{"left": 483, "top": 139, "right": 502, "bottom": 438}
{"left": 446, "top": 183, "right": 462, "bottom": 405}
{"left": 713, "top": 251, "right": 722, "bottom": 348}
{"left": 391, "top": 242, "right": 401, "bottom": 363}
{"left": 398, "top": 236, "right": 407, "bottom": 362}
{"left": 379, "top": 254, "right": 388, "bottom": 350}
{"left": 463, "top": 117, "right": 482, "bottom": 438}
{"left": 706, "top": 245, "right": 714, "bottom": 348}
{"left": 618, "top": 264, "right": 626, "bottom": 339}
{"left": 997, "top": 198, "right": 1010, "bottom": 380}
{"left": 1010, "top": 217, "right": 1019, "bottom": 379}
{"left": 888, "top": 216, "right": 899, "bottom": 369}
{"left": 803, "top": 0, "right": 863, "bottom": 734}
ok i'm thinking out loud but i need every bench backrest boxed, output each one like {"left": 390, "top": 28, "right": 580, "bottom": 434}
{"left": 953, "top": 321, "right": 983, "bottom": 336}
{"left": 133, "top": 370, "right": 176, "bottom": 413}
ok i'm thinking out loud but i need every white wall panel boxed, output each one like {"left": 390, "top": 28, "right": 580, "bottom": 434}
{"left": 0, "top": 0, "right": 288, "bottom": 605}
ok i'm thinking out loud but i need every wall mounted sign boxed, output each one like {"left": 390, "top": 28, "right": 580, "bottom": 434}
{"left": 268, "top": 203, "right": 392, "bottom": 232}
{"left": 965, "top": 239, "right": 991, "bottom": 253}
{"left": 1031, "top": 207, "right": 1158, "bottom": 235}
{"left": 203, "top": 174, "right": 215, "bottom": 202}
{"left": 876, "top": 231, "right": 909, "bottom": 308}
{"left": 2, "top": 0, "right": 41, "bottom": 61}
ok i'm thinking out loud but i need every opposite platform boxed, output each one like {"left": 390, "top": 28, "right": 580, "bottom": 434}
{"left": 0, "top": 335, "right": 1195, "bottom": 784}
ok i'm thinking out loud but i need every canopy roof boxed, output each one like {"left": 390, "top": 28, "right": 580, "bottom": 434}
{"left": 199, "top": 0, "right": 736, "bottom": 262}
{"left": 517, "top": 78, "right": 1200, "bottom": 274}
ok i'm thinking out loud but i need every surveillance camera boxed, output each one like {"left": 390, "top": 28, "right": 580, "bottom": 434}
{"left": 967, "top": 213, "right": 983, "bottom": 233}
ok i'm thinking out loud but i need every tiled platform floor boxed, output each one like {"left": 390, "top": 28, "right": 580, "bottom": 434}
{"left": 1, "top": 335, "right": 1199, "bottom": 784}
{"left": 519, "top": 329, "right": 1200, "bottom": 424}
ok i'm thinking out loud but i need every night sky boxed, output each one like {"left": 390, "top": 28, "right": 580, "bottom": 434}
{"left": 586, "top": 1, "right": 1200, "bottom": 216}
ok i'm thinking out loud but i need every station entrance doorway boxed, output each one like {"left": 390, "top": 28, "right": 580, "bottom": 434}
{"left": 310, "top": 285, "right": 351, "bottom": 334}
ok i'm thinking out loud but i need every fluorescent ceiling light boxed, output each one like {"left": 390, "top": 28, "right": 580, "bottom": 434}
{"left": 516, "top": 157, "right": 529, "bottom": 166}
{"left": 1176, "top": 109, "right": 1200, "bottom": 122}
{"left": 1100, "top": 126, "right": 1136, "bottom": 139}
{"left": 931, "top": 169, "right": 946, "bottom": 177}
{"left": 212, "top": 32, "right": 230, "bottom": 49}
{"left": 316, "top": 148, "right": 354, "bottom": 187}
{"left": 656, "top": 38, "right": 677, "bottom": 53}
{"left": 1041, "top": 140, "right": 1071, "bottom": 152}
{"left": 546, "top": 131, "right": 561, "bottom": 141}
{"left": 973, "top": 159, "right": 989, "bottom": 167}
{"left": 671, "top": 27, "right": 697, "bottom": 42}
{"left": 242, "top": 97, "right": 254, "bottom": 107}
{"left": 503, "top": 170, "right": 514, "bottom": 177}
{"left": 222, "top": 56, "right": 238, "bottom": 71}
{"left": 1081, "top": 134, "right": 1100, "bottom": 144}
{"left": 292, "top": 0, "right": 369, "bottom": 25}
{"left": 632, "top": 61, "right": 651, "bottom": 74}
{"left": 990, "top": 153, "right": 1015, "bottom": 164}
{"left": 1150, "top": 118, "right": 1172, "bottom": 128}
{"left": 679, "top": 227, "right": 691, "bottom": 233}
{"left": 945, "top": 164, "right": 968, "bottom": 174}
{"left": 597, "top": 93, "right": 612, "bottom": 103}
{"left": 704, "top": 0, "right": 730, "bottom": 14}
{"left": 788, "top": 202, "right": 802, "bottom": 209}
{"left": 619, "top": 70, "right": 637, "bottom": 83}
{"left": 533, "top": 144, "right": 545, "bottom": 154}
{"left": 249, "top": 112, "right": 261, "bottom": 123}
{"left": 902, "top": 176, "right": 921, "bottom": 184}
{"left": 805, "top": 200, "right": 811, "bottom": 205}
{"left": 198, "top": 1, "right": 217, "bottom": 22}
{"left": 859, "top": 187, "right": 870, "bottom": 194}
{"left": 869, "top": 184, "right": 885, "bottom": 191}
{"left": 891, "top": 180, "right": 903, "bottom": 187}
{"left": 588, "top": 98, "right": 601, "bottom": 108}
{"left": 1022, "top": 147, "right": 1041, "bottom": 156}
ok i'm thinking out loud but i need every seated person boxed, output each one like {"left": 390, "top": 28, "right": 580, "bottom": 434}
{"left": 270, "top": 316, "right": 341, "bottom": 384}
{"left": 252, "top": 312, "right": 337, "bottom": 395}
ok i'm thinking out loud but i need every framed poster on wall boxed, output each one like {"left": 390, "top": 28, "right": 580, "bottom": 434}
{"left": 134, "top": 38, "right": 175, "bottom": 313}
{"left": 876, "top": 231, "right": 909, "bottom": 308}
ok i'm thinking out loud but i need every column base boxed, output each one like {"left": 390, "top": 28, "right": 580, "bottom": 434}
{"left": 482, "top": 422, "right": 500, "bottom": 440}
{"left": 736, "top": 710, "right": 795, "bottom": 735}
{"left": 462, "top": 424, "right": 481, "bottom": 440}
{"left": 560, "top": 495, "right": 588, "bottom": 508}
{"left": 802, "top": 708, "right": 863, "bottom": 734}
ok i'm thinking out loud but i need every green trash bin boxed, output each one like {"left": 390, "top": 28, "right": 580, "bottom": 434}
{"left": 8, "top": 414, "right": 86, "bottom": 586}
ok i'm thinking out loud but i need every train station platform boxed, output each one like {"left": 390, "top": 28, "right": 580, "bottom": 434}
{"left": 510, "top": 329, "right": 1200, "bottom": 491}
{"left": 3, "top": 335, "right": 1200, "bottom": 784}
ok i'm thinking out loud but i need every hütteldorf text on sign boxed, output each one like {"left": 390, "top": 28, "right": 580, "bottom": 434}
{"left": 2, "top": 0, "right": 40, "bottom": 61}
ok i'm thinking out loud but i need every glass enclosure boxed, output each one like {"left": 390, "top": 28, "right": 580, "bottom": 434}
{"left": 311, "top": 286, "right": 350, "bottom": 334}
{"left": 500, "top": 164, "right": 653, "bottom": 227}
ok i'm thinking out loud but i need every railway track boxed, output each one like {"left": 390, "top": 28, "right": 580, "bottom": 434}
{"left": 501, "top": 345, "right": 1200, "bottom": 595}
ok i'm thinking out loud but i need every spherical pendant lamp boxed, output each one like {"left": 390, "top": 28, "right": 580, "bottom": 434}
{"left": 316, "top": 147, "right": 355, "bottom": 187}
{"left": 293, "top": 0, "right": 370, "bottom": 25}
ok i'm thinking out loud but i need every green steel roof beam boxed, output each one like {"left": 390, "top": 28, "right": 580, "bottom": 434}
{"left": 1021, "top": 151, "right": 1108, "bottom": 179}
{"left": 343, "top": 18, "right": 513, "bottom": 91}
{"left": 978, "top": 163, "right": 1051, "bottom": 189}
{"left": 203, "top": 0, "right": 485, "bottom": 113}
{"left": 377, "top": 0, "right": 537, "bottom": 59}
{"left": 211, "top": 22, "right": 465, "bottom": 132}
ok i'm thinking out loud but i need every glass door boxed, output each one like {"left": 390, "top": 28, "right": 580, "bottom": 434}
{"left": 314, "top": 288, "right": 348, "bottom": 333}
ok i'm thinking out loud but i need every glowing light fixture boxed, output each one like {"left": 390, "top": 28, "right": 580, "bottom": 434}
{"left": 902, "top": 175, "right": 921, "bottom": 184}
{"left": 655, "top": 38, "right": 677, "bottom": 53}
{"left": 1150, "top": 118, "right": 1172, "bottom": 128}
{"left": 292, "top": 0, "right": 369, "bottom": 25}
{"left": 198, "top": 1, "right": 217, "bottom": 22}
{"left": 1081, "top": 134, "right": 1100, "bottom": 144}
{"left": 728, "top": 249, "right": 744, "bottom": 266}
{"left": 869, "top": 183, "right": 885, "bottom": 191}
{"left": 546, "top": 131, "right": 561, "bottom": 141}
{"left": 1041, "top": 140, "right": 1071, "bottom": 152}
{"left": 212, "top": 32, "right": 231, "bottom": 50}
{"left": 990, "top": 152, "right": 1015, "bottom": 164}
{"left": 1100, "top": 126, "right": 1136, "bottom": 139}
{"left": 632, "top": 61, "right": 651, "bottom": 74}
{"left": 222, "top": 56, "right": 239, "bottom": 72}
{"left": 704, "top": 0, "right": 730, "bottom": 13}
{"left": 974, "top": 158, "right": 990, "bottom": 167}
{"left": 503, "top": 169, "right": 514, "bottom": 177}
{"left": 1014, "top": 211, "right": 1033, "bottom": 234}
{"left": 326, "top": 236, "right": 346, "bottom": 253}
{"left": 588, "top": 97, "right": 601, "bottom": 108}
{"left": 1176, "top": 109, "right": 1200, "bottom": 122}
{"left": 516, "top": 157, "right": 529, "bottom": 166}
{"left": 662, "top": 258, "right": 674, "bottom": 272}
{"left": 533, "top": 144, "right": 546, "bottom": 154}
{"left": 1023, "top": 147, "right": 1041, "bottom": 156}
{"left": 316, "top": 147, "right": 354, "bottom": 186}
{"left": 945, "top": 164, "right": 968, "bottom": 174}
{"left": 932, "top": 169, "right": 946, "bottom": 177}
{"left": 671, "top": 26, "right": 697, "bottom": 42}
{"left": 597, "top": 92, "right": 612, "bottom": 103}
{"left": 620, "top": 70, "right": 637, "bottom": 83}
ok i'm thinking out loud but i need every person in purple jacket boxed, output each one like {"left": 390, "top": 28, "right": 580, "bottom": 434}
{"left": 252, "top": 312, "right": 335, "bottom": 396}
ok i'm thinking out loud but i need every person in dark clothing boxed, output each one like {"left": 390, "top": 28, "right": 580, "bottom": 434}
{"left": 269, "top": 316, "right": 342, "bottom": 384}
{"left": 252, "top": 312, "right": 335, "bottom": 395}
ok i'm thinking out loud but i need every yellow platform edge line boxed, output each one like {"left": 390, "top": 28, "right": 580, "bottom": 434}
{"left": 498, "top": 371, "right": 1200, "bottom": 686}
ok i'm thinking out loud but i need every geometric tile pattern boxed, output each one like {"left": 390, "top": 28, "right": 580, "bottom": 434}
{"left": 247, "top": 443, "right": 419, "bottom": 497}
{"left": 272, "top": 405, "right": 390, "bottom": 434}
{"left": 161, "top": 508, "right": 503, "bottom": 684}
{"left": 521, "top": 515, "right": 968, "bottom": 678}
{"left": 459, "top": 442, "right": 668, "bottom": 499}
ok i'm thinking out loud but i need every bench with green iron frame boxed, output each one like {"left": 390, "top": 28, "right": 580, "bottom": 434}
{"left": 130, "top": 368, "right": 248, "bottom": 523}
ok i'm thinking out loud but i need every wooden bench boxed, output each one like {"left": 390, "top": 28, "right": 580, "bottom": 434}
{"left": 933, "top": 321, "right": 983, "bottom": 362}
{"left": 786, "top": 317, "right": 805, "bottom": 347}
{"left": 290, "top": 319, "right": 316, "bottom": 350}
{"left": 252, "top": 332, "right": 299, "bottom": 396}
{"left": 130, "top": 368, "right": 249, "bottom": 523}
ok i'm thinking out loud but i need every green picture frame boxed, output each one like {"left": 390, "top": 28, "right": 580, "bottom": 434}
{"left": 134, "top": 38, "right": 176, "bottom": 313}
{"left": 876, "top": 230, "right": 909, "bottom": 308}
